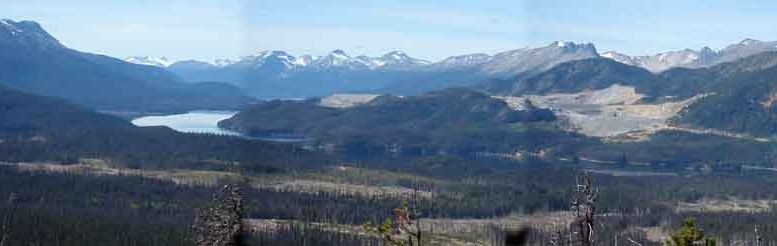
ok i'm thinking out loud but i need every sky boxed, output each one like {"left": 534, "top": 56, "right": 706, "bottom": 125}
{"left": 3, "top": 0, "right": 777, "bottom": 62}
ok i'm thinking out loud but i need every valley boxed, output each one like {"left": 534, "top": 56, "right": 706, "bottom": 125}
{"left": 3, "top": 10, "right": 777, "bottom": 245}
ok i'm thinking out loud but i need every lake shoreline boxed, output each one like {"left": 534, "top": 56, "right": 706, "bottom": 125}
{"left": 131, "top": 111, "right": 241, "bottom": 136}
{"left": 132, "top": 111, "right": 312, "bottom": 143}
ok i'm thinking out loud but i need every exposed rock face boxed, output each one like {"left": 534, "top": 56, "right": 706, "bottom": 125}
{"left": 193, "top": 185, "right": 244, "bottom": 246}
{"left": 481, "top": 41, "right": 599, "bottom": 78}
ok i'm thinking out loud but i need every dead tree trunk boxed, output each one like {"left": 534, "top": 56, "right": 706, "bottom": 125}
{"left": 365, "top": 185, "right": 424, "bottom": 246}
{"left": 571, "top": 174, "right": 596, "bottom": 246}
{"left": 396, "top": 187, "right": 422, "bottom": 246}
{"left": 193, "top": 185, "right": 244, "bottom": 246}
{"left": 0, "top": 193, "right": 17, "bottom": 246}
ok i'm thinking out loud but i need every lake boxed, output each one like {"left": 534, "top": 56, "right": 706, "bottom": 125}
{"left": 132, "top": 111, "right": 309, "bottom": 142}
{"left": 131, "top": 111, "right": 241, "bottom": 136}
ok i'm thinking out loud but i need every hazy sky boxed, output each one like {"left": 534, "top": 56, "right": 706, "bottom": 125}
{"left": 3, "top": 0, "right": 777, "bottom": 61}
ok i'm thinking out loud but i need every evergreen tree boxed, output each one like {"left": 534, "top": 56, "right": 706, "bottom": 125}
{"left": 668, "top": 218, "right": 716, "bottom": 246}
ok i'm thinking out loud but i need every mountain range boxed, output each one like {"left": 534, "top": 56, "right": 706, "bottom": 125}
{"left": 0, "top": 19, "right": 253, "bottom": 113}
{"left": 151, "top": 41, "right": 599, "bottom": 98}
{"left": 128, "top": 39, "right": 777, "bottom": 99}
{"left": 601, "top": 39, "right": 777, "bottom": 73}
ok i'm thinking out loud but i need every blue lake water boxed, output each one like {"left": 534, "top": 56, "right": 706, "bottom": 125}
{"left": 132, "top": 111, "right": 309, "bottom": 143}
{"left": 131, "top": 111, "right": 241, "bottom": 136}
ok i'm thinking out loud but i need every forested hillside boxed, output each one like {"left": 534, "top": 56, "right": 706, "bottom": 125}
{"left": 676, "top": 53, "right": 777, "bottom": 136}
{"left": 0, "top": 84, "right": 131, "bottom": 135}
{"left": 481, "top": 58, "right": 665, "bottom": 97}
{"left": 219, "top": 88, "right": 569, "bottom": 155}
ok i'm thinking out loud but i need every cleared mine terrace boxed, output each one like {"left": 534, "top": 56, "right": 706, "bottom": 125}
{"left": 318, "top": 93, "right": 381, "bottom": 108}
{"left": 496, "top": 85, "right": 705, "bottom": 139}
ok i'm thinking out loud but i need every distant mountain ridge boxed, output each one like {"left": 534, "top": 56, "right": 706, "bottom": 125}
{"left": 163, "top": 39, "right": 777, "bottom": 98}
{"left": 601, "top": 39, "right": 777, "bottom": 73}
{"left": 168, "top": 41, "right": 596, "bottom": 75}
{"left": 0, "top": 19, "right": 253, "bottom": 112}
{"left": 166, "top": 41, "right": 600, "bottom": 98}
{"left": 168, "top": 49, "right": 434, "bottom": 72}
{"left": 479, "top": 41, "right": 598, "bottom": 78}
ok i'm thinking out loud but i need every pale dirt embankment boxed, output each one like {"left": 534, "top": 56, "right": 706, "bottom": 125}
{"left": 318, "top": 94, "right": 380, "bottom": 108}
{"left": 499, "top": 85, "right": 773, "bottom": 143}
{"left": 497, "top": 85, "right": 707, "bottom": 139}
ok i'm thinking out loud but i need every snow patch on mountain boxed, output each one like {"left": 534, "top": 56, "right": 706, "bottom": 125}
{"left": 124, "top": 56, "right": 175, "bottom": 67}
{"left": 210, "top": 58, "right": 236, "bottom": 67}
{"left": 430, "top": 53, "right": 492, "bottom": 70}
{"left": 0, "top": 19, "right": 63, "bottom": 49}
{"left": 0, "top": 19, "right": 23, "bottom": 35}
{"left": 601, "top": 51, "right": 636, "bottom": 66}
{"left": 293, "top": 55, "right": 319, "bottom": 66}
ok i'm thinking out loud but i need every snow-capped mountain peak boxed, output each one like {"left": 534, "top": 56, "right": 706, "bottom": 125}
{"left": 601, "top": 51, "right": 636, "bottom": 65}
{"left": 0, "top": 19, "right": 23, "bottom": 35}
{"left": 330, "top": 49, "right": 351, "bottom": 59}
{"left": 124, "top": 56, "right": 175, "bottom": 67}
{"left": 717, "top": 39, "right": 777, "bottom": 64}
{"left": 376, "top": 51, "right": 431, "bottom": 67}
{"left": 258, "top": 50, "right": 294, "bottom": 60}
{"left": 601, "top": 51, "right": 615, "bottom": 59}
{"left": 210, "top": 58, "right": 236, "bottom": 67}
{"left": 739, "top": 38, "right": 761, "bottom": 46}
{"left": 293, "top": 55, "right": 319, "bottom": 66}
{"left": 308, "top": 50, "right": 369, "bottom": 69}
{"left": 239, "top": 50, "right": 296, "bottom": 68}
{"left": 384, "top": 51, "right": 409, "bottom": 60}
{"left": 353, "top": 55, "right": 384, "bottom": 68}
{"left": 0, "top": 19, "right": 63, "bottom": 49}
{"left": 547, "top": 41, "right": 587, "bottom": 49}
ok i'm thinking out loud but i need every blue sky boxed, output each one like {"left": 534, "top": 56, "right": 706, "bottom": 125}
{"left": 3, "top": 0, "right": 777, "bottom": 61}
